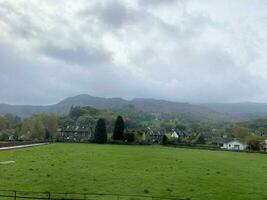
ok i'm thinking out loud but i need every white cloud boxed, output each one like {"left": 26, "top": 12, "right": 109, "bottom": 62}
{"left": 0, "top": 0, "right": 267, "bottom": 104}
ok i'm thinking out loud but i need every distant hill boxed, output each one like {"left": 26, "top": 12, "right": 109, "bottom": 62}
{"left": 2, "top": 94, "right": 267, "bottom": 121}
{"left": 0, "top": 94, "right": 214, "bottom": 119}
{"left": 201, "top": 102, "right": 267, "bottom": 121}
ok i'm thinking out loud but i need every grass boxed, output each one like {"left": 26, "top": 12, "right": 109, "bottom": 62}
{"left": 0, "top": 143, "right": 267, "bottom": 200}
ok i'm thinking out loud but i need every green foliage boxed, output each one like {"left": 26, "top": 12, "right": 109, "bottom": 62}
{"left": 77, "top": 115, "right": 95, "bottom": 127}
{"left": 194, "top": 134, "right": 206, "bottom": 144}
{"left": 4, "top": 113, "right": 21, "bottom": 127}
{"left": 232, "top": 127, "right": 250, "bottom": 138}
{"left": 94, "top": 119, "right": 107, "bottom": 144}
{"left": 20, "top": 114, "right": 59, "bottom": 140}
{"left": 0, "top": 132, "right": 9, "bottom": 141}
{"left": 0, "top": 116, "right": 9, "bottom": 131}
{"left": 69, "top": 106, "right": 88, "bottom": 120}
{"left": 124, "top": 132, "right": 135, "bottom": 142}
{"left": 162, "top": 135, "right": 167, "bottom": 145}
{"left": 238, "top": 118, "right": 267, "bottom": 135}
{"left": 245, "top": 134, "right": 264, "bottom": 151}
{"left": 113, "top": 116, "right": 125, "bottom": 140}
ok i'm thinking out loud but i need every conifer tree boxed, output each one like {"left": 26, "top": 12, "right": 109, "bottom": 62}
{"left": 113, "top": 116, "right": 125, "bottom": 140}
{"left": 94, "top": 118, "right": 107, "bottom": 144}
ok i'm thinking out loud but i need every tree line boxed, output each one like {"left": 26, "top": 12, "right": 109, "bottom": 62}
{"left": 94, "top": 116, "right": 127, "bottom": 144}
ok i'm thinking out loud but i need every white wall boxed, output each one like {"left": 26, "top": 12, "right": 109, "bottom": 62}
{"left": 222, "top": 140, "right": 247, "bottom": 151}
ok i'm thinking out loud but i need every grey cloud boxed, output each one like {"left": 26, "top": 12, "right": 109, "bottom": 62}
{"left": 0, "top": 0, "right": 267, "bottom": 104}
{"left": 139, "top": 0, "right": 178, "bottom": 6}
{"left": 80, "top": 1, "right": 140, "bottom": 28}
{"left": 41, "top": 45, "right": 111, "bottom": 67}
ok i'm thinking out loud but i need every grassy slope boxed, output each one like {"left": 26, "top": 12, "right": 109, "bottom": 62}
{"left": 0, "top": 144, "right": 267, "bottom": 200}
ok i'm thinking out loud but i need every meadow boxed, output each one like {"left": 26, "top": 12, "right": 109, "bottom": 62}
{"left": 0, "top": 143, "right": 267, "bottom": 200}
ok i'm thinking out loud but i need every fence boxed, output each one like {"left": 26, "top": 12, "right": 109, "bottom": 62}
{"left": 0, "top": 190, "right": 185, "bottom": 200}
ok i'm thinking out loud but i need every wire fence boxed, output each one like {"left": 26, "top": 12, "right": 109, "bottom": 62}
{"left": 0, "top": 190, "right": 185, "bottom": 200}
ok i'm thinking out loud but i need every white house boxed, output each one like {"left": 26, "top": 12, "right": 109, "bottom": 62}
{"left": 171, "top": 131, "right": 179, "bottom": 139}
{"left": 263, "top": 140, "right": 267, "bottom": 152}
{"left": 222, "top": 139, "right": 247, "bottom": 151}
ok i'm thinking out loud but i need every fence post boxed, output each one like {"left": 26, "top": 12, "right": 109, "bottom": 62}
{"left": 14, "top": 190, "right": 16, "bottom": 200}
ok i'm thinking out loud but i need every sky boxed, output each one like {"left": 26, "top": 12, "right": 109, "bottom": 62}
{"left": 0, "top": 0, "right": 267, "bottom": 105}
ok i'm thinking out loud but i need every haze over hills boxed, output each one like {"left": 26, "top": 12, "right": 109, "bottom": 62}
{"left": 1, "top": 94, "right": 267, "bottom": 121}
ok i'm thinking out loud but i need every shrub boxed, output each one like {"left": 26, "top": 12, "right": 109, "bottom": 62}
{"left": 124, "top": 132, "right": 135, "bottom": 143}
{"left": 162, "top": 135, "right": 167, "bottom": 145}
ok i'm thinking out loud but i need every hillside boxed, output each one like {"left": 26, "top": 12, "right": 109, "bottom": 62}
{"left": 201, "top": 102, "right": 267, "bottom": 121}
{"left": 2, "top": 94, "right": 267, "bottom": 121}
{"left": 0, "top": 94, "right": 215, "bottom": 119}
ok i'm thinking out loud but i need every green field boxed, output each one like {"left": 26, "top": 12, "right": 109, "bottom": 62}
{"left": 0, "top": 144, "right": 267, "bottom": 200}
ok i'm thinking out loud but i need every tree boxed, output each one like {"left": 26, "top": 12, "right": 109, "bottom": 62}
{"left": 4, "top": 114, "right": 21, "bottom": 127}
{"left": 37, "top": 114, "right": 59, "bottom": 139}
{"left": 94, "top": 118, "right": 107, "bottom": 144}
{"left": 162, "top": 135, "right": 167, "bottom": 145}
{"left": 175, "top": 124, "right": 186, "bottom": 131}
{"left": 124, "top": 132, "right": 135, "bottom": 142}
{"left": 69, "top": 106, "right": 88, "bottom": 120}
{"left": 113, "top": 116, "right": 125, "bottom": 140}
{"left": 0, "top": 117, "right": 9, "bottom": 131}
{"left": 44, "top": 128, "right": 51, "bottom": 141}
{"left": 31, "top": 118, "right": 45, "bottom": 140}
{"left": 77, "top": 115, "right": 95, "bottom": 127}
{"left": 245, "top": 134, "right": 264, "bottom": 151}
{"left": 232, "top": 127, "right": 250, "bottom": 139}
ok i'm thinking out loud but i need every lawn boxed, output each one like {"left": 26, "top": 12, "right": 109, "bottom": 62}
{"left": 0, "top": 143, "right": 267, "bottom": 200}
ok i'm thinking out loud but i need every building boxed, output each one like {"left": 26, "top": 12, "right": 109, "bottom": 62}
{"left": 171, "top": 131, "right": 179, "bottom": 139}
{"left": 262, "top": 140, "right": 267, "bottom": 152}
{"left": 171, "top": 130, "right": 191, "bottom": 139}
{"left": 221, "top": 139, "right": 247, "bottom": 151}
{"left": 146, "top": 127, "right": 163, "bottom": 143}
{"left": 59, "top": 126, "right": 93, "bottom": 142}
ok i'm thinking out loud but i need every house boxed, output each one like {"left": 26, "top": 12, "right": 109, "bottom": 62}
{"left": 262, "top": 140, "right": 267, "bottom": 152}
{"left": 221, "top": 139, "right": 247, "bottom": 151}
{"left": 8, "top": 135, "right": 16, "bottom": 142}
{"left": 171, "top": 131, "right": 179, "bottom": 139}
{"left": 146, "top": 127, "right": 163, "bottom": 143}
{"left": 171, "top": 130, "right": 191, "bottom": 139}
{"left": 59, "top": 126, "right": 93, "bottom": 142}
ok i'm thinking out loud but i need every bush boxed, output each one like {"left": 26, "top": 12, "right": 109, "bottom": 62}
{"left": 124, "top": 132, "right": 135, "bottom": 143}
{"left": 162, "top": 135, "right": 167, "bottom": 145}
{"left": 0, "top": 132, "right": 9, "bottom": 141}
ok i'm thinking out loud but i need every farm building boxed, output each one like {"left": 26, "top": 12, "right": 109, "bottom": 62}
{"left": 221, "top": 139, "right": 247, "bottom": 151}
{"left": 59, "top": 126, "right": 93, "bottom": 142}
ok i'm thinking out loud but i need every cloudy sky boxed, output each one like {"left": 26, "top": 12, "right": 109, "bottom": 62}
{"left": 0, "top": 0, "right": 267, "bottom": 105}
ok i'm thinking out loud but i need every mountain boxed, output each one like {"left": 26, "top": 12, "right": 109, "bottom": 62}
{"left": 0, "top": 94, "right": 214, "bottom": 119}
{"left": 201, "top": 102, "right": 267, "bottom": 121}
{"left": 2, "top": 94, "right": 267, "bottom": 121}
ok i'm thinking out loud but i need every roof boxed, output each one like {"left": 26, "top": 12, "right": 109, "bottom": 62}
{"left": 224, "top": 138, "right": 246, "bottom": 145}
{"left": 60, "top": 126, "right": 91, "bottom": 132}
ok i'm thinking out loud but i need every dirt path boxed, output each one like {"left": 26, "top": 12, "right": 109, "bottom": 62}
{"left": 0, "top": 143, "right": 49, "bottom": 151}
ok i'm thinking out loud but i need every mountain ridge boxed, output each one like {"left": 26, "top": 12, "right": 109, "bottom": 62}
{"left": 1, "top": 94, "right": 267, "bottom": 121}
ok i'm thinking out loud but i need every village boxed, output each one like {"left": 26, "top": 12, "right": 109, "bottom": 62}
{"left": 58, "top": 123, "right": 267, "bottom": 152}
